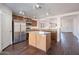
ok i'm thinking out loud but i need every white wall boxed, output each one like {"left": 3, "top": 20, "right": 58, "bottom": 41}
{"left": 0, "top": 4, "right": 12, "bottom": 15}
{"left": 61, "top": 17, "right": 73, "bottom": 32}
{"left": 73, "top": 15, "right": 79, "bottom": 39}
{"left": 60, "top": 14, "right": 79, "bottom": 40}
{"left": 37, "top": 18, "right": 57, "bottom": 29}
{"left": 0, "top": 4, "right": 12, "bottom": 51}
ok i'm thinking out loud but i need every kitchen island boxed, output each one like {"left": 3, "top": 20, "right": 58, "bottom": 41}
{"left": 29, "top": 31, "right": 51, "bottom": 52}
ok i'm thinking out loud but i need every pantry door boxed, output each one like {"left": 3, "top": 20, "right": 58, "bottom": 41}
{"left": 1, "top": 12, "right": 12, "bottom": 50}
{"left": 0, "top": 11, "right": 1, "bottom": 51}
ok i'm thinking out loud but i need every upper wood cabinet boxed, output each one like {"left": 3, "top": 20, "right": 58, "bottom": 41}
{"left": 32, "top": 20, "right": 37, "bottom": 26}
{"left": 13, "top": 15, "right": 24, "bottom": 20}
{"left": 29, "top": 32, "right": 36, "bottom": 47}
{"left": 13, "top": 15, "right": 37, "bottom": 26}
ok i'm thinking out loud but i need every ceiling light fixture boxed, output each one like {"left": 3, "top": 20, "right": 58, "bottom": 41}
{"left": 33, "top": 3, "right": 41, "bottom": 9}
{"left": 36, "top": 4, "right": 40, "bottom": 8}
{"left": 19, "top": 11, "right": 24, "bottom": 15}
{"left": 46, "top": 12, "right": 49, "bottom": 16}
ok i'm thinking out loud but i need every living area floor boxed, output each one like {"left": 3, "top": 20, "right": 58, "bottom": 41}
{"left": 2, "top": 32, "right": 79, "bottom": 55}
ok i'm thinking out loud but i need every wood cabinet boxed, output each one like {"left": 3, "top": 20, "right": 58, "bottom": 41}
{"left": 13, "top": 15, "right": 24, "bottom": 20}
{"left": 29, "top": 31, "right": 51, "bottom": 52}
{"left": 36, "top": 34, "right": 46, "bottom": 51}
{"left": 13, "top": 15, "right": 37, "bottom": 26}
{"left": 51, "top": 31, "right": 57, "bottom": 42}
{"left": 29, "top": 32, "right": 36, "bottom": 47}
{"left": 32, "top": 20, "right": 37, "bottom": 26}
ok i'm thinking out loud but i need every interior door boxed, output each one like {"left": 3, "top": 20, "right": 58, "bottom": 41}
{"left": 0, "top": 12, "right": 1, "bottom": 51}
{"left": 1, "top": 12, "right": 12, "bottom": 49}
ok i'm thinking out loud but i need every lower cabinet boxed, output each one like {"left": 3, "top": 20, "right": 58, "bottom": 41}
{"left": 29, "top": 32, "right": 36, "bottom": 47}
{"left": 29, "top": 31, "right": 51, "bottom": 52}
{"left": 36, "top": 34, "right": 46, "bottom": 51}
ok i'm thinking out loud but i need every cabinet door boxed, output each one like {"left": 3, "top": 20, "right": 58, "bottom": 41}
{"left": 32, "top": 20, "right": 37, "bottom": 26}
{"left": 29, "top": 32, "right": 36, "bottom": 47}
{"left": 46, "top": 34, "right": 51, "bottom": 51}
{"left": 36, "top": 34, "right": 46, "bottom": 51}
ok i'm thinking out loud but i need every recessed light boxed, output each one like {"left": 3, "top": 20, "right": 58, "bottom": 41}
{"left": 19, "top": 11, "right": 22, "bottom": 14}
{"left": 19, "top": 11, "right": 24, "bottom": 15}
{"left": 33, "top": 3, "right": 41, "bottom": 9}
{"left": 36, "top": 4, "right": 40, "bottom": 8}
{"left": 46, "top": 12, "right": 49, "bottom": 16}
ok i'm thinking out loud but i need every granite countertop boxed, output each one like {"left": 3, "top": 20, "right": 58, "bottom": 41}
{"left": 29, "top": 31, "right": 51, "bottom": 35}
{"left": 30, "top": 28, "right": 57, "bottom": 32}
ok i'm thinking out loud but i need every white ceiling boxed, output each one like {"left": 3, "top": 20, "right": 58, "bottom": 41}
{"left": 3, "top": 3, "right": 79, "bottom": 19}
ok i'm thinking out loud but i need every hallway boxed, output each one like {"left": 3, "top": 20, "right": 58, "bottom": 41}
{"left": 1, "top": 32, "right": 79, "bottom": 55}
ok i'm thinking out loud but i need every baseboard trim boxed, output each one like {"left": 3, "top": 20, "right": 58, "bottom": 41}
{"left": 2, "top": 40, "right": 26, "bottom": 51}
{"left": 2, "top": 44, "right": 11, "bottom": 51}
{"left": 12, "top": 40, "right": 25, "bottom": 45}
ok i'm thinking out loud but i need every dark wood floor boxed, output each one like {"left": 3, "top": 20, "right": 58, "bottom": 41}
{"left": 2, "top": 32, "right": 79, "bottom": 55}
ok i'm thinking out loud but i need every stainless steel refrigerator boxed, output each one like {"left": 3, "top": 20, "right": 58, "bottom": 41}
{"left": 13, "top": 21, "right": 26, "bottom": 43}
